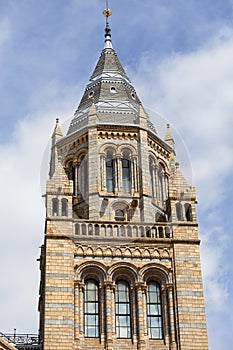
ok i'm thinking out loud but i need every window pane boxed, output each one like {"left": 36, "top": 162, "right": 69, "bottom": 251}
{"left": 117, "top": 303, "right": 129, "bottom": 314}
{"left": 84, "top": 280, "right": 99, "bottom": 338}
{"left": 147, "top": 304, "right": 161, "bottom": 315}
{"left": 115, "top": 281, "right": 131, "bottom": 339}
{"left": 147, "top": 282, "right": 163, "bottom": 339}
{"left": 85, "top": 302, "right": 98, "bottom": 314}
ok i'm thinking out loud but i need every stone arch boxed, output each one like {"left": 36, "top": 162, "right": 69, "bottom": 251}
{"left": 99, "top": 143, "right": 117, "bottom": 154}
{"left": 75, "top": 261, "right": 106, "bottom": 285}
{"left": 140, "top": 263, "right": 171, "bottom": 287}
{"left": 117, "top": 143, "right": 137, "bottom": 157}
{"left": 108, "top": 262, "right": 138, "bottom": 286}
{"left": 111, "top": 200, "right": 130, "bottom": 222}
{"left": 157, "top": 159, "right": 168, "bottom": 173}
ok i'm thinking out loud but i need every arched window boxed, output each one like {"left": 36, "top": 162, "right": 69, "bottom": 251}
{"left": 122, "top": 158, "right": 131, "bottom": 193}
{"left": 61, "top": 198, "right": 68, "bottom": 216}
{"left": 147, "top": 282, "right": 163, "bottom": 339}
{"left": 149, "top": 158, "right": 155, "bottom": 198}
{"left": 52, "top": 198, "right": 59, "bottom": 216}
{"left": 184, "top": 203, "right": 192, "bottom": 221}
{"left": 84, "top": 279, "right": 99, "bottom": 338}
{"left": 115, "top": 281, "right": 131, "bottom": 338}
{"left": 66, "top": 162, "right": 75, "bottom": 194}
{"left": 115, "top": 209, "right": 125, "bottom": 221}
{"left": 155, "top": 212, "right": 166, "bottom": 222}
{"left": 176, "top": 203, "right": 183, "bottom": 221}
{"left": 79, "top": 155, "right": 88, "bottom": 198}
{"left": 158, "top": 164, "right": 164, "bottom": 203}
{"left": 106, "top": 153, "right": 114, "bottom": 192}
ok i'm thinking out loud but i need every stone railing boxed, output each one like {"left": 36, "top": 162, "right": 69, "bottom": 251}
{"left": 74, "top": 221, "right": 172, "bottom": 239}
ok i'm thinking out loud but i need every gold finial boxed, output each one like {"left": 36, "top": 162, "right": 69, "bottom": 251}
{"left": 103, "top": 0, "right": 112, "bottom": 17}
{"left": 103, "top": 8, "right": 112, "bottom": 18}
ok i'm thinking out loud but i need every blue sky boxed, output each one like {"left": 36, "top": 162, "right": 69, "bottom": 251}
{"left": 0, "top": 1, "right": 233, "bottom": 348}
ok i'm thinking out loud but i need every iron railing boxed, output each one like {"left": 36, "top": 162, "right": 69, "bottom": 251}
{"left": 0, "top": 332, "right": 41, "bottom": 350}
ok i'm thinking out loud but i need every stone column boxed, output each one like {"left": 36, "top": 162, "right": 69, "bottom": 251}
{"left": 105, "top": 282, "right": 114, "bottom": 350}
{"left": 74, "top": 161, "right": 78, "bottom": 195}
{"left": 142, "top": 286, "right": 147, "bottom": 337}
{"left": 134, "top": 157, "right": 139, "bottom": 193}
{"left": 79, "top": 283, "right": 85, "bottom": 340}
{"left": 100, "top": 154, "right": 106, "bottom": 191}
{"left": 74, "top": 282, "right": 80, "bottom": 341}
{"left": 116, "top": 156, "right": 122, "bottom": 192}
{"left": 131, "top": 157, "right": 135, "bottom": 193}
{"left": 76, "top": 161, "right": 81, "bottom": 195}
{"left": 99, "top": 284, "right": 105, "bottom": 343}
{"left": 167, "top": 284, "right": 177, "bottom": 349}
{"left": 155, "top": 165, "right": 159, "bottom": 201}
{"left": 131, "top": 286, "right": 137, "bottom": 344}
{"left": 136, "top": 283, "right": 146, "bottom": 350}
{"left": 152, "top": 165, "right": 157, "bottom": 198}
{"left": 162, "top": 287, "right": 169, "bottom": 345}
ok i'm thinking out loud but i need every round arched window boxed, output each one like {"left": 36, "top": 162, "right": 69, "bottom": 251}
{"left": 115, "top": 209, "right": 125, "bottom": 221}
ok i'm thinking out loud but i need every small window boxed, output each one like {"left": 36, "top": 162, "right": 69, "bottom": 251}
{"left": 131, "top": 92, "right": 136, "bottom": 99}
{"left": 89, "top": 90, "right": 94, "bottom": 98}
{"left": 176, "top": 203, "right": 183, "bottom": 221}
{"left": 122, "top": 158, "right": 131, "bottom": 193}
{"left": 110, "top": 86, "right": 117, "bottom": 93}
{"left": 84, "top": 280, "right": 99, "bottom": 338}
{"left": 115, "top": 281, "right": 131, "bottom": 338}
{"left": 147, "top": 282, "right": 163, "bottom": 339}
{"left": 184, "top": 203, "right": 192, "bottom": 221}
{"left": 52, "top": 198, "right": 59, "bottom": 216}
{"left": 106, "top": 156, "right": 114, "bottom": 193}
{"left": 115, "top": 210, "right": 125, "bottom": 221}
{"left": 61, "top": 198, "right": 68, "bottom": 216}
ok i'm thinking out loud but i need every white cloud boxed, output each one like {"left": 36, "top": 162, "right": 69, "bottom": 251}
{"left": 0, "top": 80, "right": 82, "bottom": 332}
{"left": 129, "top": 25, "right": 233, "bottom": 348}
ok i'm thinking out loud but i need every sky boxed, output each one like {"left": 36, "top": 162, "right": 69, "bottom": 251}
{"left": 0, "top": 0, "right": 232, "bottom": 348}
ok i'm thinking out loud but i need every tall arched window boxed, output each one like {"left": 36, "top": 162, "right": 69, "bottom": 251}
{"left": 115, "top": 281, "right": 131, "bottom": 338}
{"left": 79, "top": 154, "right": 88, "bottom": 198}
{"left": 184, "top": 203, "right": 192, "bottom": 221}
{"left": 122, "top": 158, "right": 131, "bottom": 193}
{"left": 149, "top": 159, "right": 155, "bottom": 198}
{"left": 52, "top": 198, "right": 59, "bottom": 216}
{"left": 106, "top": 153, "right": 114, "bottom": 192}
{"left": 147, "top": 282, "right": 163, "bottom": 339}
{"left": 66, "top": 161, "right": 75, "bottom": 194}
{"left": 61, "top": 198, "right": 68, "bottom": 216}
{"left": 158, "top": 164, "right": 164, "bottom": 203}
{"left": 176, "top": 203, "right": 183, "bottom": 221}
{"left": 84, "top": 279, "right": 99, "bottom": 338}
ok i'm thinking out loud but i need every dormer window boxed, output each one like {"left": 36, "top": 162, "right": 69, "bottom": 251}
{"left": 110, "top": 86, "right": 117, "bottom": 93}
{"left": 88, "top": 90, "right": 94, "bottom": 98}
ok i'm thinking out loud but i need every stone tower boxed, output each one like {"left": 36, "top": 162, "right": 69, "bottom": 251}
{"left": 38, "top": 8, "right": 208, "bottom": 350}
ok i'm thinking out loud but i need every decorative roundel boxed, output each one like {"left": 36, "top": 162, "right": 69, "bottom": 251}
{"left": 89, "top": 90, "right": 94, "bottom": 98}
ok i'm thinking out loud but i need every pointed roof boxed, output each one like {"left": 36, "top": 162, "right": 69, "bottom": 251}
{"left": 52, "top": 118, "right": 63, "bottom": 139}
{"left": 164, "top": 123, "right": 175, "bottom": 149}
{"left": 67, "top": 20, "right": 154, "bottom": 135}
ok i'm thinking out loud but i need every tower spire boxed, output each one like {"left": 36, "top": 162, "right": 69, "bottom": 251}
{"left": 103, "top": 0, "right": 113, "bottom": 49}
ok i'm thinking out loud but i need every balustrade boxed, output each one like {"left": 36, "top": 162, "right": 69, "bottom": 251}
{"left": 74, "top": 221, "right": 172, "bottom": 239}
